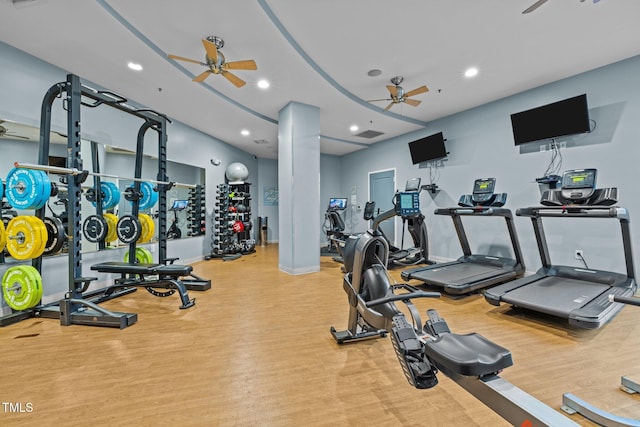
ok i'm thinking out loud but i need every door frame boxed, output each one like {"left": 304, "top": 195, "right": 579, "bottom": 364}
{"left": 368, "top": 167, "right": 396, "bottom": 245}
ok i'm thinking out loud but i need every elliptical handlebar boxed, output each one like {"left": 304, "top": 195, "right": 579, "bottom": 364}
{"left": 365, "top": 291, "right": 440, "bottom": 308}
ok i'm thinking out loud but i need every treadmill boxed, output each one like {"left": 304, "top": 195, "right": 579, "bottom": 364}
{"left": 402, "top": 178, "right": 525, "bottom": 294}
{"left": 484, "top": 169, "right": 636, "bottom": 329}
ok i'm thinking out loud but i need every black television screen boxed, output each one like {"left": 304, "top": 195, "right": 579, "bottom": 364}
{"left": 408, "top": 132, "right": 447, "bottom": 164}
{"left": 510, "top": 94, "right": 590, "bottom": 145}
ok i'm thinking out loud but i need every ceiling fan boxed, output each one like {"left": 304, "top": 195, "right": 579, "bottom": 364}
{"left": 523, "top": 0, "right": 601, "bottom": 14}
{"left": 367, "top": 76, "right": 429, "bottom": 111}
{"left": 0, "top": 120, "right": 29, "bottom": 140}
{"left": 168, "top": 36, "right": 257, "bottom": 88}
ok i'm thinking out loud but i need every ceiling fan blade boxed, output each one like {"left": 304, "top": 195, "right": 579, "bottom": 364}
{"left": 192, "top": 70, "right": 212, "bottom": 83}
{"left": 168, "top": 54, "right": 203, "bottom": 65}
{"left": 404, "top": 85, "right": 429, "bottom": 98}
{"left": 522, "top": 0, "right": 548, "bottom": 14}
{"left": 223, "top": 60, "right": 257, "bottom": 71}
{"left": 221, "top": 70, "right": 246, "bottom": 88}
{"left": 201, "top": 39, "right": 218, "bottom": 62}
{"left": 404, "top": 98, "right": 422, "bottom": 107}
{"left": 366, "top": 98, "right": 392, "bottom": 102}
{"left": 386, "top": 85, "right": 398, "bottom": 97}
{"left": 12, "top": 134, "right": 31, "bottom": 140}
{"left": 384, "top": 102, "right": 395, "bottom": 111}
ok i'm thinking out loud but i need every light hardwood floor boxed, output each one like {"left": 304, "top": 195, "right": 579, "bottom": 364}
{"left": 0, "top": 244, "right": 639, "bottom": 426}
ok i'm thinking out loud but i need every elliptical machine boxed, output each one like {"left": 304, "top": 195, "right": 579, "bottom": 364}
{"left": 330, "top": 194, "right": 581, "bottom": 426}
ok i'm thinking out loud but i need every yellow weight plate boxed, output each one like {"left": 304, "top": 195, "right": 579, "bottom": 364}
{"left": 137, "top": 213, "right": 154, "bottom": 244}
{"left": 0, "top": 219, "right": 6, "bottom": 252}
{"left": 27, "top": 216, "right": 47, "bottom": 259}
{"left": 5, "top": 216, "right": 45, "bottom": 260}
{"left": 103, "top": 213, "right": 118, "bottom": 243}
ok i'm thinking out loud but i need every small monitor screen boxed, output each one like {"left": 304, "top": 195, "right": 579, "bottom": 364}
{"left": 400, "top": 193, "right": 414, "bottom": 209}
{"left": 562, "top": 169, "right": 596, "bottom": 189}
{"left": 405, "top": 178, "right": 421, "bottom": 192}
{"left": 473, "top": 178, "right": 495, "bottom": 194}
{"left": 171, "top": 199, "right": 189, "bottom": 210}
{"left": 329, "top": 198, "right": 347, "bottom": 210}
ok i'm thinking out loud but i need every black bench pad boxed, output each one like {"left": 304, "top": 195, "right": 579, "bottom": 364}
{"left": 425, "top": 332, "right": 513, "bottom": 377}
{"left": 91, "top": 262, "right": 193, "bottom": 277}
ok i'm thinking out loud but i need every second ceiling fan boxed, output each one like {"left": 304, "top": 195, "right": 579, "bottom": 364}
{"left": 368, "top": 76, "right": 429, "bottom": 111}
{"left": 168, "top": 36, "right": 257, "bottom": 88}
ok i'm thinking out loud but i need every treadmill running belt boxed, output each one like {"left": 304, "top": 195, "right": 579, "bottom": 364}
{"left": 500, "top": 276, "right": 609, "bottom": 317}
{"left": 408, "top": 263, "right": 508, "bottom": 287}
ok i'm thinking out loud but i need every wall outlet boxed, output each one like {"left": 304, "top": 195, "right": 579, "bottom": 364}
{"left": 574, "top": 249, "right": 583, "bottom": 260}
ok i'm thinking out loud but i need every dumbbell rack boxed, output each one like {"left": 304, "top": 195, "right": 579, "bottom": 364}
{"left": 187, "top": 184, "right": 206, "bottom": 237}
{"left": 209, "top": 181, "right": 255, "bottom": 258}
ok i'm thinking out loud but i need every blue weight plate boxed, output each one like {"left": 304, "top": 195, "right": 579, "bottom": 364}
{"left": 33, "top": 171, "right": 51, "bottom": 210}
{"left": 5, "top": 168, "right": 41, "bottom": 209}
{"left": 0, "top": 178, "right": 4, "bottom": 199}
{"left": 102, "top": 182, "right": 120, "bottom": 210}
{"left": 136, "top": 182, "right": 158, "bottom": 211}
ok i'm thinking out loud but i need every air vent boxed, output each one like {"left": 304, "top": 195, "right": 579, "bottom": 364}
{"left": 253, "top": 139, "right": 269, "bottom": 145}
{"left": 355, "top": 130, "right": 384, "bottom": 139}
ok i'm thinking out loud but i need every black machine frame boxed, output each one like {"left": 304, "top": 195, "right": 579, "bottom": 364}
{"left": 485, "top": 204, "right": 636, "bottom": 329}
{"left": 402, "top": 179, "right": 525, "bottom": 294}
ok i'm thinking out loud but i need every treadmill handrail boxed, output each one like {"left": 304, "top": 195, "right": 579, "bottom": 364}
{"left": 517, "top": 206, "right": 629, "bottom": 221}
{"left": 365, "top": 291, "right": 441, "bottom": 308}
{"left": 435, "top": 207, "right": 514, "bottom": 218}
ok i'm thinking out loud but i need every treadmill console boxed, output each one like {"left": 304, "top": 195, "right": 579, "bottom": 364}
{"left": 560, "top": 169, "right": 596, "bottom": 202}
{"left": 540, "top": 168, "right": 618, "bottom": 206}
{"left": 458, "top": 178, "right": 507, "bottom": 207}
{"left": 394, "top": 192, "right": 420, "bottom": 217}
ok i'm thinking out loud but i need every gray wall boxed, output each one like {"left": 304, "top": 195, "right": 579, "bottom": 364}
{"left": 341, "top": 54, "right": 640, "bottom": 275}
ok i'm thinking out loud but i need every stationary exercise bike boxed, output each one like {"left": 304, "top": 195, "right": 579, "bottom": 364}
{"left": 330, "top": 191, "right": 580, "bottom": 426}
{"left": 167, "top": 199, "right": 188, "bottom": 240}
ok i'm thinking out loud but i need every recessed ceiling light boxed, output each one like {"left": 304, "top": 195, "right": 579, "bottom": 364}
{"left": 350, "top": 125, "right": 359, "bottom": 132}
{"left": 241, "top": 129, "right": 250, "bottom": 136}
{"left": 464, "top": 67, "right": 478, "bottom": 78}
{"left": 257, "top": 79, "right": 270, "bottom": 89}
{"left": 367, "top": 69, "right": 382, "bottom": 77}
{"left": 127, "top": 62, "right": 143, "bottom": 71}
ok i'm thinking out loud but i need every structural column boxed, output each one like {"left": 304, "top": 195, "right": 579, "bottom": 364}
{"left": 278, "top": 102, "right": 320, "bottom": 274}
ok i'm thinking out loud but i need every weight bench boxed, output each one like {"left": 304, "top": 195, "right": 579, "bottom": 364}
{"left": 164, "top": 257, "right": 211, "bottom": 291}
{"left": 91, "top": 262, "right": 196, "bottom": 309}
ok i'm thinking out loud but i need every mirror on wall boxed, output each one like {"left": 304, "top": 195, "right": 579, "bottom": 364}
{"left": 0, "top": 119, "right": 205, "bottom": 262}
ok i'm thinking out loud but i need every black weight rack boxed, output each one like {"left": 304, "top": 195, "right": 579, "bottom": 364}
{"left": 208, "top": 181, "right": 255, "bottom": 259}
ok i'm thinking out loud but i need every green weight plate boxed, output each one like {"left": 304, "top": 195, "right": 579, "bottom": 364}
{"left": 2, "top": 265, "right": 41, "bottom": 311}
{"left": 83, "top": 214, "right": 108, "bottom": 243}
{"left": 139, "top": 247, "right": 153, "bottom": 264}
{"left": 18, "top": 265, "right": 42, "bottom": 309}
{"left": 116, "top": 215, "right": 141, "bottom": 244}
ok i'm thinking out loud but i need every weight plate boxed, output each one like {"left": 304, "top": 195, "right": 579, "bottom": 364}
{"left": 0, "top": 178, "right": 3, "bottom": 199}
{"left": 43, "top": 216, "right": 65, "bottom": 255}
{"left": 103, "top": 213, "right": 118, "bottom": 243}
{"left": 116, "top": 215, "right": 141, "bottom": 244}
{"left": 18, "top": 265, "right": 43, "bottom": 309}
{"left": 124, "top": 247, "right": 154, "bottom": 264}
{"left": 133, "top": 182, "right": 158, "bottom": 211}
{"left": 137, "top": 213, "right": 154, "bottom": 243}
{"left": 83, "top": 214, "right": 108, "bottom": 243}
{"left": 2, "top": 265, "right": 42, "bottom": 311}
{"left": 5, "top": 168, "right": 49, "bottom": 210}
{"left": 91, "top": 182, "right": 120, "bottom": 210}
{"left": 0, "top": 219, "right": 5, "bottom": 252}
{"left": 27, "top": 216, "right": 47, "bottom": 259}
{"left": 5, "top": 216, "right": 46, "bottom": 260}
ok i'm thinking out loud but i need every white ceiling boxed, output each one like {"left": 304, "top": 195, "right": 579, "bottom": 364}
{"left": 1, "top": 0, "right": 639, "bottom": 159}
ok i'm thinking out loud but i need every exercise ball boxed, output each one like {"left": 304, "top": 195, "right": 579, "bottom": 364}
{"left": 225, "top": 162, "right": 249, "bottom": 181}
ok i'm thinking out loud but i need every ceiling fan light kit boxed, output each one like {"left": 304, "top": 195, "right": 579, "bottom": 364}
{"left": 168, "top": 35, "right": 257, "bottom": 88}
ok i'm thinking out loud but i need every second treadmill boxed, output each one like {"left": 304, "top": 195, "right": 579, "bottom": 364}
{"left": 484, "top": 169, "right": 636, "bottom": 329}
{"left": 402, "top": 178, "right": 525, "bottom": 294}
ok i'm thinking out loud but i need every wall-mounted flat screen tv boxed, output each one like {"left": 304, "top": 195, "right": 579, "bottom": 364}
{"left": 408, "top": 131, "right": 447, "bottom": 164}
{"left": 510, "top": 94, "right": 590, "bottom": 145}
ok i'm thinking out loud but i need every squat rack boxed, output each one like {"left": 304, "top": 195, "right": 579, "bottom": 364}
{"left": 1, "top": 73, "right": 190, "bottom": 327}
